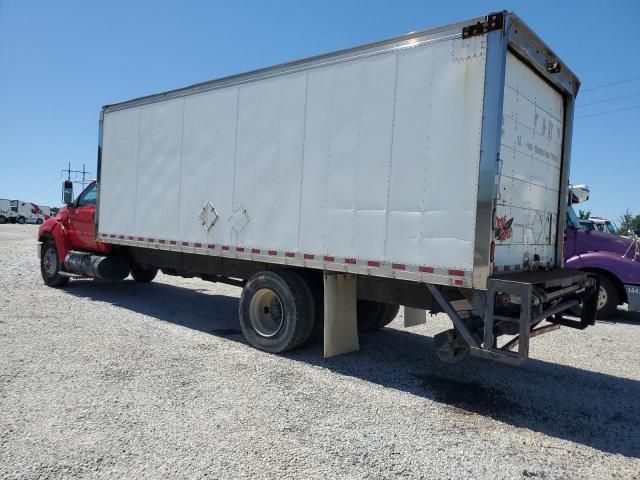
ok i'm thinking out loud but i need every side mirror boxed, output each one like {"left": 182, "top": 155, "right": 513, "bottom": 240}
{"left": 62, "top": 180, "right": 74, "bottom": 205}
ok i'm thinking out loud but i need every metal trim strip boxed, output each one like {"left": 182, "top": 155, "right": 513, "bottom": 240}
{"left": 97, "top": 234, "right": 473, "bottom": 287}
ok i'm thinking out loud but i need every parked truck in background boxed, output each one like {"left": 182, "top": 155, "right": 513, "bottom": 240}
{"left": 588, "top": 216, "right": 620, "bottom": 236}
{"left": 565, "top": 186, "right": 640, "bottom": 318}
{"left": 0, "top": 200, "right": 49, "bottom": 224}
{"left": 0, "top": 199, "right": 11, "bottom": 224}
{"left": 37, "top": 12, "right": 598, "bottom": 365}
{"left": 26, "top": 204, "right": 50, "bottom": 224}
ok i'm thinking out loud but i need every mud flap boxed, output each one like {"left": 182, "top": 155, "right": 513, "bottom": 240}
{"left": 404, "top": 307, "right": 426, "bottom": 327}
{"left": 323, "top": 273, "right": 359, "bottom": 358}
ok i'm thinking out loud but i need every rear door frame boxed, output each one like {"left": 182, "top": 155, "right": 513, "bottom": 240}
{"left": 472, "top": 12, "right": 580, "bottom": 290}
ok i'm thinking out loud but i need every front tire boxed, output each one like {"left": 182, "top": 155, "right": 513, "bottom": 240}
{"left": 130, "top": 264, "right": 158, "bottom": 283}
{"left": 17, "top": 216, "right": 25, "bottom": 224}
{"left": 573, "top": 275, "right": 619, "bottom": 319}
{"left": 36, "top": 218, "right": 44, "bottom": 225}
{"left": 239, "top": 270, "right": 316, "bottom": 353}
{"left": 594, "top": 276, "right": 619, "bottom": 319}
{"left": 40, "top": 240, "right": 69, "bottom": 288}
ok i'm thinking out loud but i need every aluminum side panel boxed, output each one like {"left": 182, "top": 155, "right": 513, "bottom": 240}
{"left": 385, "top": 36, "right": 486, "bottom": 270}
{"left": 234, "top": 74, "right": 307, "bottom": 250}
{"left": 99, "top": 108, "right": 139, "bottom": 236}
{"left": 179, "top": 88, "right": 238, "bottom": 245}
{"left": 99, "top": 34, "right": 487, "bottom": 279}
{"left": 137, "top": 99, "right": 184, "bottom": 241}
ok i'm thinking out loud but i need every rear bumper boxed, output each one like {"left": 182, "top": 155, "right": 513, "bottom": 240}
{"left": 625, "top": 285, "right": 640, "bottom": 312}
{"left": 474, "top": 268, "right": 598, "bottom": 364}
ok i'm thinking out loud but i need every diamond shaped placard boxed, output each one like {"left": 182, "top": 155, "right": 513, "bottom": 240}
{"left": 199, "top": 202, "right": 219, "bottom": 231}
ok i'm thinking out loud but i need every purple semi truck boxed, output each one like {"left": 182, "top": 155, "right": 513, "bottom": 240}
{"left": 565, "top": 206, "right": 640, "bottom": 318}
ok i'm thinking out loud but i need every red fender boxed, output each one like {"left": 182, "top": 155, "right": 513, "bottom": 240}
{"left": 39, "top": 215, "right": 72, "bottom": 263}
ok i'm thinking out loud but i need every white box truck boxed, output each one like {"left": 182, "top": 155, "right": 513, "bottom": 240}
{"left": 38, "top": 12, "right": 598, "bottom": 364}
{"left": 0, "top": 199, "right": 12, "bottom": 224}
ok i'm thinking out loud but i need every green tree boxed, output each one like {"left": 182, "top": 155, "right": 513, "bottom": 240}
{"left": 578, "top": 209, "right": 591, "bottom": 220}
{"left": 618, "top": 209, "right": 640, "bottom": 236}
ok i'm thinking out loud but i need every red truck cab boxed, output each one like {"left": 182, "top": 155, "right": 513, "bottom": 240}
{"left": 38, "top": 181, "right": 114, "bottom": 286}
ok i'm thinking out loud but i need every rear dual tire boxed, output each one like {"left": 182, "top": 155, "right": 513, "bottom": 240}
{"left": 357, "top": 300, "right": 400, "bottom": 332}
{"left": 239, "top": 270, "right": 401, "bottom": 353}
{"left": 240, "top": 270, "right": 317, "bottom": 353}
{"left": 130, "top": 264, "right": 158, "bottom": 283}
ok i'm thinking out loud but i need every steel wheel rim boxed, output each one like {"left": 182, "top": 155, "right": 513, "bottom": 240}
{"left": 43, "top": 248, "right": 58, "bottom": 277}
{"left": 249, "top": 288, "right": 284, "bottom": 338}
{"left": 597, "top": 286, "right": 608, "bottom": 310}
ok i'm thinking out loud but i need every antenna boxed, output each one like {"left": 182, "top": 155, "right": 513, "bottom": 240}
{"left": 61, "top": 163, "right": 92, "bottom": 186}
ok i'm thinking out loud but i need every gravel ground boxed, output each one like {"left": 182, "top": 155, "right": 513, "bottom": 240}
{"left": 1, "top": 224, "right": 640, "bottom": 479}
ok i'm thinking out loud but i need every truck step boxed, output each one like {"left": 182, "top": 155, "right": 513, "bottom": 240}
{"left": 59, "top": 271, "right": 86, "bottom": 278}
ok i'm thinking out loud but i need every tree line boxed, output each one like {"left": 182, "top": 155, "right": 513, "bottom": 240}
{"left": 617, "top": 209, "right": 640, "bottom": 236}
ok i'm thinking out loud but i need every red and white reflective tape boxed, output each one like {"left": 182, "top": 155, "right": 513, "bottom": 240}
{"left": 492, "top": 264, "right": 522, "bottom": 273}
{"left": 98, "top": 233, "right": 473, "bottom": 287}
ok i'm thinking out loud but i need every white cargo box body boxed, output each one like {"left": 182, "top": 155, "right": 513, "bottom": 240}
{"left": 97, "top": 12, "right": 579, "bottom": 290}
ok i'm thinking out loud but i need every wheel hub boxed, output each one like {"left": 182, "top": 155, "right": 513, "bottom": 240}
{"left": 597, "top": 286, "right": 608, "bottom": 310}
{"left": 249, "top": 289, "right": 284, "bottom": 338}
{"left": 43, "top": 248, "right": 58, "bottom": 276}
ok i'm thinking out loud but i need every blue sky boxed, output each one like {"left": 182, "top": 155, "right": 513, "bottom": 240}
{"left": 1, "top": 0, "right": 638, "bottom": 221}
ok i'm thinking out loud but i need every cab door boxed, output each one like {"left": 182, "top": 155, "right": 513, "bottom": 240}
{"left": 66, "top": 182, "right": 101, "bottom": 251}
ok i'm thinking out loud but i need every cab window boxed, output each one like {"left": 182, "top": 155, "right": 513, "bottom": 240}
{"left": 76, "top": 183, "right": 97, "bottom": 207}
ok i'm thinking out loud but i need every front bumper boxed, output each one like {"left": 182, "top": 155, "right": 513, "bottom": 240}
{"left": 625, "top": 285, "right": 640, "bottom": 312}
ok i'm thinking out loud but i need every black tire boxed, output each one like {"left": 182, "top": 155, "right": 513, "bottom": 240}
{"left": 0, "top": 215, "right": 6, "bottom": 224}
{"left": 357, "top": 300, "right": 400, "bottom": 332}
{"left": 17, "top": 216, "right": 25, "bottom": 224}
{"left": 239, "top": 270, "right": 316, "bottom": 353}
{"left": 573, "top": 275, "right": 619, "bottom": 319}
{"left": 40, "top": 240, "right": 69, "bottom": 288}
{"left": 130, "top": 264, "right": 158, "bottom": 283}
{"left": 594, "top": 275, "right": 619, "bottom": 319}
{"left": 296, "top": 270, "right": 324, "bottom": 341}
{"left": 36, "top": 218, "right": 44, "bottom": 225}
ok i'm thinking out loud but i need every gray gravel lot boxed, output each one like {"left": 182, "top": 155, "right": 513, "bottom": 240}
{"left": 1, "top": 224, "right": 640, "bottom": 479}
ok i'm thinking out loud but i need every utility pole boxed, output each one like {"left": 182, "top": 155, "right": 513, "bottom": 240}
{"left": 62, "top": 163, "right": 92, "bottom": 186}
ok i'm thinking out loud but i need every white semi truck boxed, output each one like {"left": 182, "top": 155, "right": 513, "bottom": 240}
{"left": 0, "top": 199, "right": 49, "bottom": 224}
{"left": 39, "top": 12, "right": 598, "bottom": 364}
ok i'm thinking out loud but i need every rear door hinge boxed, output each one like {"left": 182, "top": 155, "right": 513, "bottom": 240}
{"left": 462, "top": 12, "right": 504, "bottom": 39}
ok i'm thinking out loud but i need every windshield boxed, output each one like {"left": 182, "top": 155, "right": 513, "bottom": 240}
{"left": 605, "top": 221, "right": 619, "bottom": 235}
{"left": 566, "top": 206, "right": 581, "bottom": 229}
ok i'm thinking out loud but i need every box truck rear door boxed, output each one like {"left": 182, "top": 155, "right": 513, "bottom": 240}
{"left": 494, "top": 51, "right": 564, "bottom": 270}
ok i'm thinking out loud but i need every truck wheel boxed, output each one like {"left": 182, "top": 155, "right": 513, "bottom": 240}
{"left": 40, "top": 240, "right": 69, "bottom": 288}
{"left": 36, "top": 218, "right": 44, "bottom": 225}
{"left": 573, "top": 275, "right": 619, "bottom": 319}
{"left": 239, "top": 270, "right": 316, "bottom": 353}
{"left": 130, "top": 264, "right": 158, "bottom": 283}
{"left": 357, "top": 301, "right": 400, "bottom": 332}
{"left": 17, "top": 216, "right": 25, "bottom": 224}
{"left": 0, "top": 215, "right": 6, "bottom": 224}
{"left": 594, "top": 276, "right": 619, "bottom": 319}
